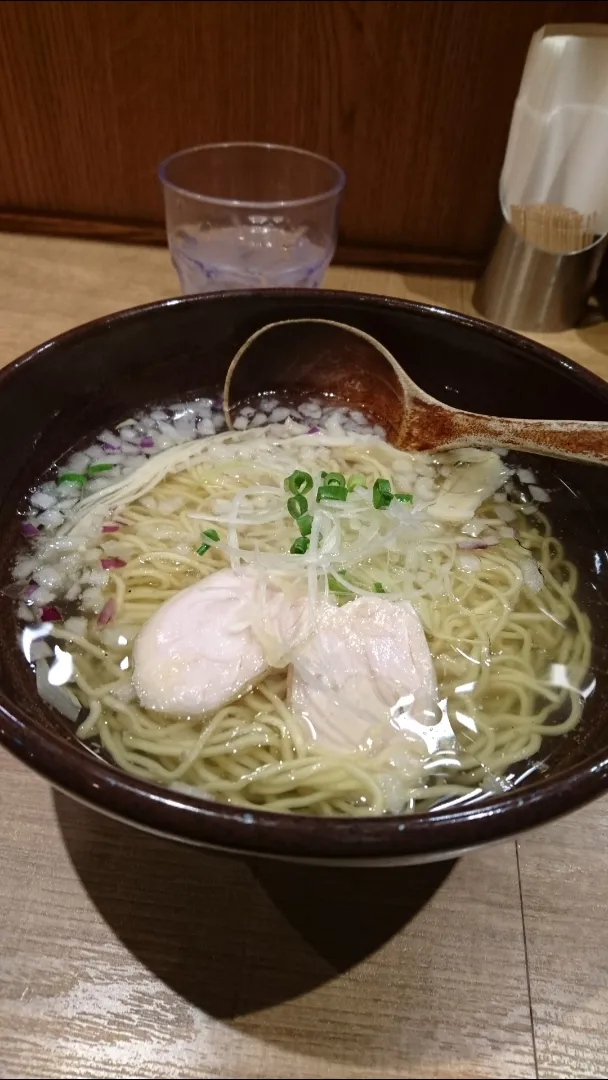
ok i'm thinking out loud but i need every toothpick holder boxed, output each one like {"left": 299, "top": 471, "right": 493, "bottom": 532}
{"left": 473, "top": 219, "right": 607, "bottom": 333}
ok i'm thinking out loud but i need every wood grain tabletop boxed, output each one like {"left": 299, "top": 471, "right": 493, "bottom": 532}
{"left": 0, "top": 233, "right": 607, "bottom": 1080}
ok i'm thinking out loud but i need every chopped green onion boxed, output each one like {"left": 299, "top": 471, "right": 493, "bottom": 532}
{"left": 320, "top": 471, "right": 327, "bottom": 479}
{"left": 287, "top": 494, "right": 308, "bottom": 519}
{"left": 284, "top": 470, "right": 313, "bottom": 496}
{"left": 87, "top": 463, "right": 114, "bottom": 475}
{"left": 347, "top": 473, "right": 367, "bottom": 491}
{"left": 58, "top": 472, "right": 86, "bottom": 486}
{"left": 297, "top": 513, "right": 313, "bottom": 536}
{"left": 372, "top": 478, "right": 393, "bottom": 509}
{"left": 373, "top": 582, "right": 386, "bottom": 593}
{"left": 317, "top": 485, "right": 348, "bottom": 503}
{"left": 290, "top": 536, "right": 310, "bottom": 555}
{"left": 324, "top": 472, "right": 346, "bottom": 488}
{"left": 196, "top": 528, "right": 220, "bottom": 556}
{"left": 328, "top": 574, "right": 350, "bottom": 594}
{"left": 394, "top": 492, "right": 413, "bottom": 503}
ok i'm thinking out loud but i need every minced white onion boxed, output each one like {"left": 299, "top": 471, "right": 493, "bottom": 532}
{"left": 517, "top": 468, "right": 537, "bottom": 485}
{"left": 37, "top": 509, "right": 64, "bottom": 529}
{"left": 109, "top": 682, "right": 136, "bottom": 704}
{"left": 521, "top": 558, "right": 543, "bottom": 592}
{"left": 28, "top": 586, "right": 56, "bottom": 606}
{"left": 35, "top": 659, "right": 81, "bottom": 721}
{"left": 30, "top": 491, "right": 57, "bottom": 511}
{"left": 458, "top": 553, "right": 482, "bottom": 572}
{"left": 495, "top": 503, "right": 517, "bottom": 522}
{"left": 460, "top": 519, "right": 486, "bottom": 537}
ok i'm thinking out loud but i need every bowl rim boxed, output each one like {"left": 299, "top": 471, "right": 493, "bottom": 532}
{"left": 157, "top": 142, "right": 346, "bottom": 209}
{"left": 2, "top": 287, "right": 608, "bottom": 861}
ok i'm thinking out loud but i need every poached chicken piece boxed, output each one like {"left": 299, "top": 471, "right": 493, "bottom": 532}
{"left": 288, "top": 595, "right": 436, "bottom": 754}
{"left": 133, "top": 569, "right": 271, "bottom": 716}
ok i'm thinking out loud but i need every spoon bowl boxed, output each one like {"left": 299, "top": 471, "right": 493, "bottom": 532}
{"left": 223, "top": 318, "right": 405, "bottom": 439}
{"left": 224, "top": 317, "right": 608, "bottom": 465}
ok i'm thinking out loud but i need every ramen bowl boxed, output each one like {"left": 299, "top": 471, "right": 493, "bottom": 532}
{"left": 0, "top": 289, "right": 607, "bottom": 865}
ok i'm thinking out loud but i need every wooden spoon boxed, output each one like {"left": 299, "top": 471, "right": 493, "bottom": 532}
{"left": 223, "top": 318, "right": 608, "bottom": 465}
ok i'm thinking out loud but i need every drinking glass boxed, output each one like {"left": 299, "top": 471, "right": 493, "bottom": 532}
{"left": 158, "top": 142, "right": 345, "bottom": 294}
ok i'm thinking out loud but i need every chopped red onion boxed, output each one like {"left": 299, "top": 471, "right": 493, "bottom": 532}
{"left": 102, "top": 523, "right": 120, "bottom": 533}
{"left": 101, "top": 558, "right": 126, "bottom": 570}
{"left": 457, "top": 536, "right": 500, "bottom": 550}
{"left": 25, "top": 582, "right": 39, "bottom": 598}
{"left": 308, "top": 426, "right": 321, "bottom": 434}
{"left": 140, "top": 436, "right": 155, "bottom": 448}
{"left": 97, "top": 598, "right": 116, "bottom": 625}
{"left": 41, "top": 605, "right": 62, "bottom": 622}
{"left": 97, "top": 427, "right": 121, "bottom": 450}
{"left": 21, "top": 522, "right": 39, "bottom": 538}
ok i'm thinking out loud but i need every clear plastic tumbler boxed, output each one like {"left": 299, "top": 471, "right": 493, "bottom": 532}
{"left": 158, "top": 142, "right": 345, "bottom": 294}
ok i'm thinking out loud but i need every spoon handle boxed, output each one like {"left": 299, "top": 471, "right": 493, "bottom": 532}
{"left": 406, "top": 403, "right": 608, "bottom": 466}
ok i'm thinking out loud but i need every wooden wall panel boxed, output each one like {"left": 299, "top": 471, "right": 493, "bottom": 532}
{"left": 0, "top": 0, "right": 606, "bottom": 270}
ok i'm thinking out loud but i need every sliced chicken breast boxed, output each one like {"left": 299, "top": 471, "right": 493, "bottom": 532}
{"left": 133, "top": 568, "right": 271, "bottom": 716}
{"left": 288, "top": 596, "right": 437, "bottom": 756}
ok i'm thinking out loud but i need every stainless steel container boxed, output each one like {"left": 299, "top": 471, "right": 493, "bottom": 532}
{"left": 475, "top": 24, "right": 608, "bottom": 332}
{"left": 473, "top": 220, "right": 607, "bottom": 332}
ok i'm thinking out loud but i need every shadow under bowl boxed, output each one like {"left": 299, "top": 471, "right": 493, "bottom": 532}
{"left": 1, "top": 289, "right": 608, "bottom": 865}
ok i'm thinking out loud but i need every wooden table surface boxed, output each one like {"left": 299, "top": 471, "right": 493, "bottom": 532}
{"left": 0, "top": 234, "right": 607, "bottom": 1080}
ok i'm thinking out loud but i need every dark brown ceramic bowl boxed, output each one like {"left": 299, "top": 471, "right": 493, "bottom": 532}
{"left": 1, "top": 289, "right": 608, "bottom": 865}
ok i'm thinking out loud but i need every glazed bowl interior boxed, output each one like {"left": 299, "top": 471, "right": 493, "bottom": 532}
{"left": 1, "top": 288, "right": 608, "bottom": 865}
